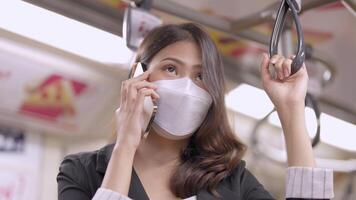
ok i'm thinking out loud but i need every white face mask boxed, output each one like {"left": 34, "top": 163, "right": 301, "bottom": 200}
{"left": 150, "top": 77, "right": 213, "bottom": 140}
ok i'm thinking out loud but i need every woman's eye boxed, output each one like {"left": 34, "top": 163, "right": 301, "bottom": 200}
{"left": 164, "top": 65, "right": 176, "bottom": 74}
{"left": 196, "top": 73, "right": 203, "bottom": 81}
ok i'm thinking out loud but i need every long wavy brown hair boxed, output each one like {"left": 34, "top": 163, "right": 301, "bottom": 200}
{"left": 129, "top": 23, "right": 246, "bottom": 198}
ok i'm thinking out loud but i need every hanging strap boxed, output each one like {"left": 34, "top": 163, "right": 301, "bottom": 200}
{"left": 269, "top": 0, "right": 305, "bottom": 75}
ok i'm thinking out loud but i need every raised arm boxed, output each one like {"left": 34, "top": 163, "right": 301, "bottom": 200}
{"left": 260, "top": 53, "right": 314, "bottom": 166}
{"left": 259, "top": 53, "right": 333, "bottom": 199}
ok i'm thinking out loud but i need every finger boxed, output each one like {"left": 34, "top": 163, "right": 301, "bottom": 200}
{"left": 126, "top": 70, "right": 151, "bottom": 87}
{"left": 132, "top": 82, "right": 160, "bottom": 100}
{"left": 132, "top": 80, "right": 157, "bottom": 91}
{"left": 127, "top": 80, "right": 139, "bottom": 108}
{"left": 287, "top": 55, "right": 307, "bottom": 78}
{"left": 120, "top": 80, "right": 126, "bottom": 107}
{"left": 282, "top": 58, "right": 292, "bottom": 78}
{"left": 127, "top": 77, "right": 157, "bottom": 104}
{"left": 134, "top": 88, "right": 159, "bottom": 114}
{"left": 274, "top": 56, "right": 285, "bottom": 80}
{"left": 134, "top": 70, "right": 152, "bottom": 82}
{"left": 293, "top": 62, "right": 307, "bottom": 77}
{"left": 123, "top": 73, "right": 153, "bottom": 106}
{"left": 288, "top": 55, "right": 296, "bottom": 76}
{"left": 260, "top": 53, "right": 272, "bottom": 81}
{"left": 122, "top": 80, "right": 131, "bottom": 109}
{"left": 126, "top": 61, "right": 153, "bottom": 84}
{"left": 269, "top": 54, "right": 283, "bottom": 80}
{"left": 270, "top": 54, "right": 282, "bottom": 65}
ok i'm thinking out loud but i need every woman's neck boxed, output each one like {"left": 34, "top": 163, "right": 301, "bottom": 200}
{"left": 135, "top": 128, "right": 189, "bottom": 167}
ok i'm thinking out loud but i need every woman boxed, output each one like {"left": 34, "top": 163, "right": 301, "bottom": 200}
{"left": 57, "top": 23, "right": 333, "bottom": 200}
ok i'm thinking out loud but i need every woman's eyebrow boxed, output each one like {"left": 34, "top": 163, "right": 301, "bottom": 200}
{"left": 161, "top": 57, "right": 202, "bottom": 69}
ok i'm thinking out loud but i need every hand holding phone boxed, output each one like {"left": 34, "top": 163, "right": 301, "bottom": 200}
{"left": 128, "top": 62, "right": 158, "bottom": 138}
{"left": 114, "top": 62, "right": 159, "bottom": 148}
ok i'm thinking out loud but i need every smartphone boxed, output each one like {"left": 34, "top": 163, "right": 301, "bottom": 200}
{"left": 129, "top": 62, "right": 157, "bottom": 138}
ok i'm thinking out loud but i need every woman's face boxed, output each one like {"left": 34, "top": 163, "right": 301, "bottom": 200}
{"left": 147, "top": 41, "right": 208, "bottom": 92}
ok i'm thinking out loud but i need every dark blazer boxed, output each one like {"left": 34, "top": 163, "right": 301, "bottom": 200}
{"left": 57, "top": 143, "right": 318, "bottom": 200}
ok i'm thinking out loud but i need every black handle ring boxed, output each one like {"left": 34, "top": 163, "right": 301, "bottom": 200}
{"left": 250, "top": 92, "right": 321, "bottom": 152}
{"left": 269, "top": 0, "right": 306, "bottom": 76}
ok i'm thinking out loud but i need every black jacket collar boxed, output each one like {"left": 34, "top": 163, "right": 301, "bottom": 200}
{"left": 95, "top": 143, "right": 240, "bottom": 200}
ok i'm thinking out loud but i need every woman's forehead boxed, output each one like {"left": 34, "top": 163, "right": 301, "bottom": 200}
{"left": 150, "top": 41, "right": 202, "bottom": 67}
